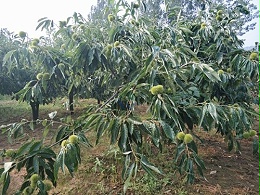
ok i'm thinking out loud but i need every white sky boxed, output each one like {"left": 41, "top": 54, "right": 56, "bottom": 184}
{"left": 0, "top": 0, "right": 97, "bottom": 37}
{"left": 239, "top": 0, "right": 259, "bottom": 46}
{"left": 0, "top": 0, "right": 258, "bottom": 46}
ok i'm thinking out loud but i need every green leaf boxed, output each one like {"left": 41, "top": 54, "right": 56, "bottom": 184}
{"left": 19, "top": 181, "right": 30, "bottom": 193}
{"left": 110, "top": 118, "right": 120, "bottom": 144}
{"left": 84, "top": 114, "right": 101, "bottom": 128}
{"left": 127, "top": 117, "right": 142, "bottom": 125}
{"left": 122, "top": 155, "right": 131, "bottom": 179}
{"left": 132, "top": 128, "right": 142, "bottom": 145}
{"left": 198, "top": 63, "right": 221, "bottom": 82}
{"left": 56, "top": 149, "right": 66, "bottom": 174}
{"left": 145, "top": 54, "right": 154, "bottom": 67}
{"left": 42, "top": 79, "right": 48, "bottom": 92}
{"left": 118, "top": 123, "right": 128, "bottom": 152}
{"left": 33, "top": 156, "right": 39, "bottom": 173}
{"left": 53, "top": 161, "right": 60, "bottom": 181}
{"left": 43, "top": 125, "right": 50, "bottom": 139}
{"left": 38, "top": 148, "right": 56, "bottom": 159}
{"left": 216, "top": 52, "right": 223, "bottom": 64}
{"left": 37, "top": 180, "right": 46, "bottom": 193}
{"left": 141, "top": 121, "right": 154, "bottom": 135}
{"left": 1, "top": 172, "right": 10, "bottom": 195}
{"left": 179, "top": 26, "right": 193, "bottom": 34}
{"left": 123, "top": 162, "right": 135, "bottom": 194}
{"left": 193, "top": 152, "right": 206, "bottom": 171}
{"left": 0, "top": 168, "right": 4, "bottom": 179}
{"left": 127, "top": 122, "right": 134, "bottom": 135}
{"left": 15, "top": 142, "right": 33, "bottom": 158}
{"left": 187, "top": 159, "right": 194, "bottom": 184}
{"left": 207, "top": 103, "right": 218, "bottom": 122}
{"left": 3, "top": 50, "right": 16, "bottom": 65}
{"left": 141, "top": 155, "right": 163, "bottom": 175}
{"left": 159, "top": 120, "right": 175, "bottom": 140}
{"left": 161, "top": 101, "right": 172, "bottom": 118}
{"left": 199, "top": 104, "right": 207, "bottom": 128}
{"left": 153, "top": 98, "right": 162, "bottom": 118}
{"left": 187, "top": 141, "right": 198, "bottom": 153}
{"left": 29, "top": 141, "right": 42, "bottom": 153}
{"left": 175, "top": 143, "right": 185, "bottom": 162}
{"left": 121, "top": 44, "right": 133, "bottom": 60}
{"left": 141, "top": 161, "right": 159, "bottom": 180}
{"left": 96, "top": 121, "right": 108, "bottom": 145}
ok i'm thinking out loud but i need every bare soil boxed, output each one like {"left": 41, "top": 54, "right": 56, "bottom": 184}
{"left": 189, "top": 130, "right": 259, "bottom": 195}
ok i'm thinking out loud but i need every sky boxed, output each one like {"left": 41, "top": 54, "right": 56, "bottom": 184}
{"left": 0, "top": 0, "right": 259, "bottom": 46}
{"left": 0, "top": 0, "right": 97, "bottom": 37}
{"left": 239, "top": 0, "right": 259, "bottom": 47}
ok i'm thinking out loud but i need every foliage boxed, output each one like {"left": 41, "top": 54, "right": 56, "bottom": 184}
{"left": 2, "top": 30, "right": 68, "bottom": 119}
{"left": 137, "top": 0, "right": 258, "bottom": 36}
{"left": 0, "top": 0, "right": 259, "bottom": 194}
{"left": 0, "top": 28, "right": 34, "bottom": 95}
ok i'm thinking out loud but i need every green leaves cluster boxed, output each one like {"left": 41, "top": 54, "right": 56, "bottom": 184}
{"left": 0, "top": 140, "right": 56, "bottom": 194}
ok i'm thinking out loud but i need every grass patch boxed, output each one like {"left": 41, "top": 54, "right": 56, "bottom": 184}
{"left": 0, "top": 94, "right": 13, "bottom": 101}
{"left": 0, "top": 100, "right": 31, "bottom": 124}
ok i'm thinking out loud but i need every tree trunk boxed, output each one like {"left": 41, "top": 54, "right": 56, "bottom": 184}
{"left": 69, "top": 89, "right": 74, "bottom": 115}
{"left": 30, "top": 101, "right": 39, "bottom": 123}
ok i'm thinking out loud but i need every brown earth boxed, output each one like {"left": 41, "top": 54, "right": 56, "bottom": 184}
{"left": 189, "top": 129, "right": 259, "bottom": 195}
{"left": 0, "top": 103, "right": 259, "bottom": 195}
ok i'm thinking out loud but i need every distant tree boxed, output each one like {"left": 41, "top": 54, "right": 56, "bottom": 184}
{"left": 213, "top": 0, "right": 259, "bottom": 35}
{"left": 0, "top": 28, "right": 33, "bottom": 95}
{"left": 88, "top": 0, "right": 107, "bottom": 24}
{"left": 137, "top": 0, "right": 258, "bottom": 36}
{"left": 3, "top": 31, "right": 63, "bottom": 121}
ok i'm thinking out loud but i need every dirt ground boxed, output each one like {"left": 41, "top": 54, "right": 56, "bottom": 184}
{"left": 0, "top": 103, "right": 259, "bottom": 195}
{"left": 189, "top": 129, "right": 259, "bottom": 195}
